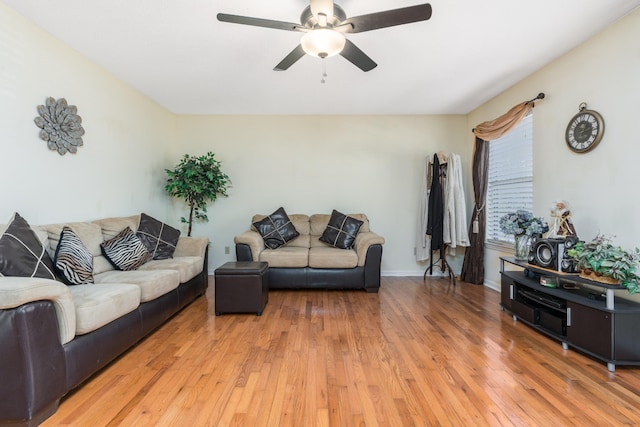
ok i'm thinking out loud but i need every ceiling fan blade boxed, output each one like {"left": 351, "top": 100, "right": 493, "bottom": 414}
{"left": 274, "top": 45, "right": 306, "bottom": 71}
{"left": 217, "top": 13, "right": 301, "bottom": 31}
{"left": 310, "top": 0, "right": 334, "bottom": 21}
{"left": 340, "top": 39, "right": 377, "bottom": 72}
{"left": 342, "top": 3, "right": 432, "bottom": 33}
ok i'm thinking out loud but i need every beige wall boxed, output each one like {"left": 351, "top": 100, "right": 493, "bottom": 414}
{"left": 467, "top": 9, "right": 640, "bottom": 291}
{"left": 0, "top": 2, "right": 469, "bottom": 275}
{"left": 171, "top": 115, "right": 468, "bottom": 273}
{"left": 0, "top": 3, "right": 176, "bottom": 225}
{"left": 3, "top": 1, "right": 638, "bottom": 279}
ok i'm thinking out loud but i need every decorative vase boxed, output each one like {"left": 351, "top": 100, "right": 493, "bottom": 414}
{"left": 514, "top": 234, "right": 530, "bottom": 261}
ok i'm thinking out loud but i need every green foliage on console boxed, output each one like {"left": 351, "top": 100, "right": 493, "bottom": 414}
{"left": 567, "top": 235, "right": 640, "bottom": 294}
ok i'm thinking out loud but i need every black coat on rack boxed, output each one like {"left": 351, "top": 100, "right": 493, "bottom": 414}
{"left": 424, "top": 152, "right": 455, "bottom": 284}
{"left": 426, "top": 153, "right": 444, "bottom": 250}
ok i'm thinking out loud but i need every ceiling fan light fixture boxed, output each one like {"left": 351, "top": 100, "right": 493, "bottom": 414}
{"left": 301, "top": 29, "right": 345, "bottom": 59}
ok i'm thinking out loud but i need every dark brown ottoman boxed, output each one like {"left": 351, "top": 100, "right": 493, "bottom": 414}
{"left": 214, "top": 261, "right": 269, "bottom": 316}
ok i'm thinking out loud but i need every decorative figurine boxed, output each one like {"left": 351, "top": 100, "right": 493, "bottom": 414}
{"left": 548, "top": 200, "right": 577, "bottom": 238}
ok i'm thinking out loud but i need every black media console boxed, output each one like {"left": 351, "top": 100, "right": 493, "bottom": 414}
{"left": 500, "top": 256, "right": 640, "bottom": 372}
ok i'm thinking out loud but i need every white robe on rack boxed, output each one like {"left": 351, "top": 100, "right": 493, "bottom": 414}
{"left": 443, "top": 153, "right": 470, "bottom": 255}
{"left": 415, "top": 155, "right": 431, "bottom": 262}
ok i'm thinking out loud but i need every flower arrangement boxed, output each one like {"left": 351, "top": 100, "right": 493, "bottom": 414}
{"left": 567, "top": 234, "right": 640, "bottom": 294}
{"left": 499, "top": 209, "right": 549, "bottom": 237}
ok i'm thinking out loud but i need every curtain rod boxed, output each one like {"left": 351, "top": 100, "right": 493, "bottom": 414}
{"left": 527, "top": 92, "right": 545, "bottom": 104}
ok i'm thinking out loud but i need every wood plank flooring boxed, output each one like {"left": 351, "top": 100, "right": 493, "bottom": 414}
{"left": 42, "top": 276, "right": 640, "bottom": 426}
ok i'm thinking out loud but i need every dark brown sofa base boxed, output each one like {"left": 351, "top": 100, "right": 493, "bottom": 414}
{"left": 0, "top": 255, "right": 208, "bottom": 427}
{"left": 235, "top": 244, "right": 382, "bottom": 293}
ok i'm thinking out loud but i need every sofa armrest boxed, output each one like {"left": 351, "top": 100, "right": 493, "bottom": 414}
{"left": 354, "top": 231, "right": 385, "bottom": 267}
{"left": 174, "top": 236, "right": 209, "bottom": 258}
{"left": 234, "top": 231, "right": 264, "bottom": 261}
{"left": 0, "top": 300, "right": 67, "bottom": 425}
{"left": 0, "top": 277, "right": 76, "bottom": 344}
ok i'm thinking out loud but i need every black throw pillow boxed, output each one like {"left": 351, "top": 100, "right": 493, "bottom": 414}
{"left": 319, "top": 210, "right": 364, "bottom": 249}
{"left": 136, "top": 213, "right": 181, "bottom": 260}
{"left": 0, "top": 212, "right": 56, "bottom": 279}
{"left": 253, "top": 207, "right": 299, "bottom": 249}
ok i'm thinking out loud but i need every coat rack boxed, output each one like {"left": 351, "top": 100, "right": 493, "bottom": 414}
{"left": 423, "top": 152, "right": 456, "bottom": 285}
{"left": 423, "top": 244, "right": 456, "bottom": 285}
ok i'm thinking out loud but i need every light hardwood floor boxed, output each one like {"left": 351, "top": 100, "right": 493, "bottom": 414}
{"left": 43, "top": 276, "right": 640, "bottom": 426}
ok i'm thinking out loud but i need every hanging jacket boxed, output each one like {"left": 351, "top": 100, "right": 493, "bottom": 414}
{"left": 416, "top": 155, "right": 431, "bottom": 262}
{"left": 443, "top": 153, "right": 470, "bottom": 254}
{"left": 426, "top": 153, "right": 444, "bottom": 250}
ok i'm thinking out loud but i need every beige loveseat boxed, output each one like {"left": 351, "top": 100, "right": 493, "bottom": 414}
{"left": 0, "top": 214, "right": 208, "bottom": 427}
{"left": 234, "top": 213, "right": 384, "bottom": 292}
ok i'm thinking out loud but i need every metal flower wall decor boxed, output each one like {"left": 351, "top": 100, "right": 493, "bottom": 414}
{"left": 34, "top": 97, "right": 85, "bottom": 155}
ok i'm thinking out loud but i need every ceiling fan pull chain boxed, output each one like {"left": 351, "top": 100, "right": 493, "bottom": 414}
{"left": 321, "top": 60, "right": 328, "bottom": 84}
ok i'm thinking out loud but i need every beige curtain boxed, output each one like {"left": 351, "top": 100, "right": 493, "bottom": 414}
{"left": 473, "top": 101, "right": 534, "bottom": 140}
{"left": 461, "top": 95, "right": 542, "bottom": 284}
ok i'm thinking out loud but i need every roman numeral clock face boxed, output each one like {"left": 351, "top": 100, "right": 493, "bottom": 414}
{"left": 565, "top": 108, "right": 605, "bottom": 153}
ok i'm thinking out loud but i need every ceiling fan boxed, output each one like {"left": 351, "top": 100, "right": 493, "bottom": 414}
{"left": 217, "top": 0, "right": 432, "bottom": 72}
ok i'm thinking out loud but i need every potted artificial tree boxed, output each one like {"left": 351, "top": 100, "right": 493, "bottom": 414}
{"left": 165, "top": 152, "right": 231, "bottom": 236}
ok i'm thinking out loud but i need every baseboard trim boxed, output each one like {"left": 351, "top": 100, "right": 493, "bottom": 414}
{"left": 484, "top": 279, "right": 500, "bottom": 292}
{"left": 382, "top": 270, "right": 449, "bottom": 277}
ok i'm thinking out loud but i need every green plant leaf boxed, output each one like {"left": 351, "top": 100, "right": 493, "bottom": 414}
{"left": 165, "top": 152, "right": 231, "bottom": 236}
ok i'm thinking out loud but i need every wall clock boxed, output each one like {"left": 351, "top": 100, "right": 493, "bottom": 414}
{"left": 565, "top": 102, "right": 604, "bottom": 153}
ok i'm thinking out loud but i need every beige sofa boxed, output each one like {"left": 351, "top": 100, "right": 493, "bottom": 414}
{"left": 0, "top": 214, "right": 208, "bottom": 427}
{"left": 234, "top": 213, "right": 384, "bottom": 292}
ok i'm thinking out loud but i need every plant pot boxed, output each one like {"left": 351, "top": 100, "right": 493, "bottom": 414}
{"left": 579, "top": 269, "right": 620, "bottom": 285}
{"left": 514, "top": 234, "right": 530, "bottom": 261}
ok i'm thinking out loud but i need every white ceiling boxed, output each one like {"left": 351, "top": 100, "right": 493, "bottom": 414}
{"left": 4, "top": 0, "right": 639, "bottom": 115}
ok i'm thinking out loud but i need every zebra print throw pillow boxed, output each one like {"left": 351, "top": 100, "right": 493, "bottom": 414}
{"left": 54, "top": 226, "right": 94, "bottom": 285}
{"left": 100, "top": 226, "right": 152, "bottom": 271}
{"left": 0, "top": 212, "right": 56, "bottom": 279}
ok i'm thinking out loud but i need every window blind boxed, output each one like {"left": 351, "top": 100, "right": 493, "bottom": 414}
{"left": 486, "top": 113, "right": 533, "bottom": 243}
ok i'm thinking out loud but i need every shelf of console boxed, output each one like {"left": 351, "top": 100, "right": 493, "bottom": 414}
{"left": 500, "top": 256, "right": 627, "bottom": 310}
{"left": 499, "top": 257, "right": 640, "bottom": 372}
{"left": 501, "top": 299, "right": 640, "bottom": 372}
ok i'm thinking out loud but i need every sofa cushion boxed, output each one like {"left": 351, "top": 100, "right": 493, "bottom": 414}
{"left": 43, "top": 221, "right": 113, "bottom": 275}
{"left": 0, "top": 213, "right": 56, "bottom": 279}
{"left": 309, "top": 246, "right": 358, "bottom": 268}
{"left": 68, "top": 283, "right": 140, "bottom": 335}
{"left": 93, "top": 215, "right": 141, "bottom": 241}
{"left": 319, "top": 210, "right": 364, "bottom": 249}
{"left": 95, "top": 269, "right": 180, "bottom": 303}
{"left": 31, "top": 225, "right": 49, "bottom": 248}
{"left": 101, "top": 227, "right": 152, "bottom": 271}
{"left": 138, "top": 256, "right": 203, "bottom": 283}
{"left": 259, "top": 246, "right": 309, "bottom": 268}
{"left": 54, "top": 226, "right": 94, "bottom": 285}
{"left": 174, "top": 236, "right": 209, "bottom": 259}
{"left": 136, "top": 213, "right": 180, "bottom": 260}
{"left": 253, "top": 207, "right": 299, "bottom": 249}
{"left": 284, "top": 214, "right": 310, "bottom": 248}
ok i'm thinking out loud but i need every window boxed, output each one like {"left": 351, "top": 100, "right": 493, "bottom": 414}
{"left": 486, "top": 113, "right": 533, "bottom": 243}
